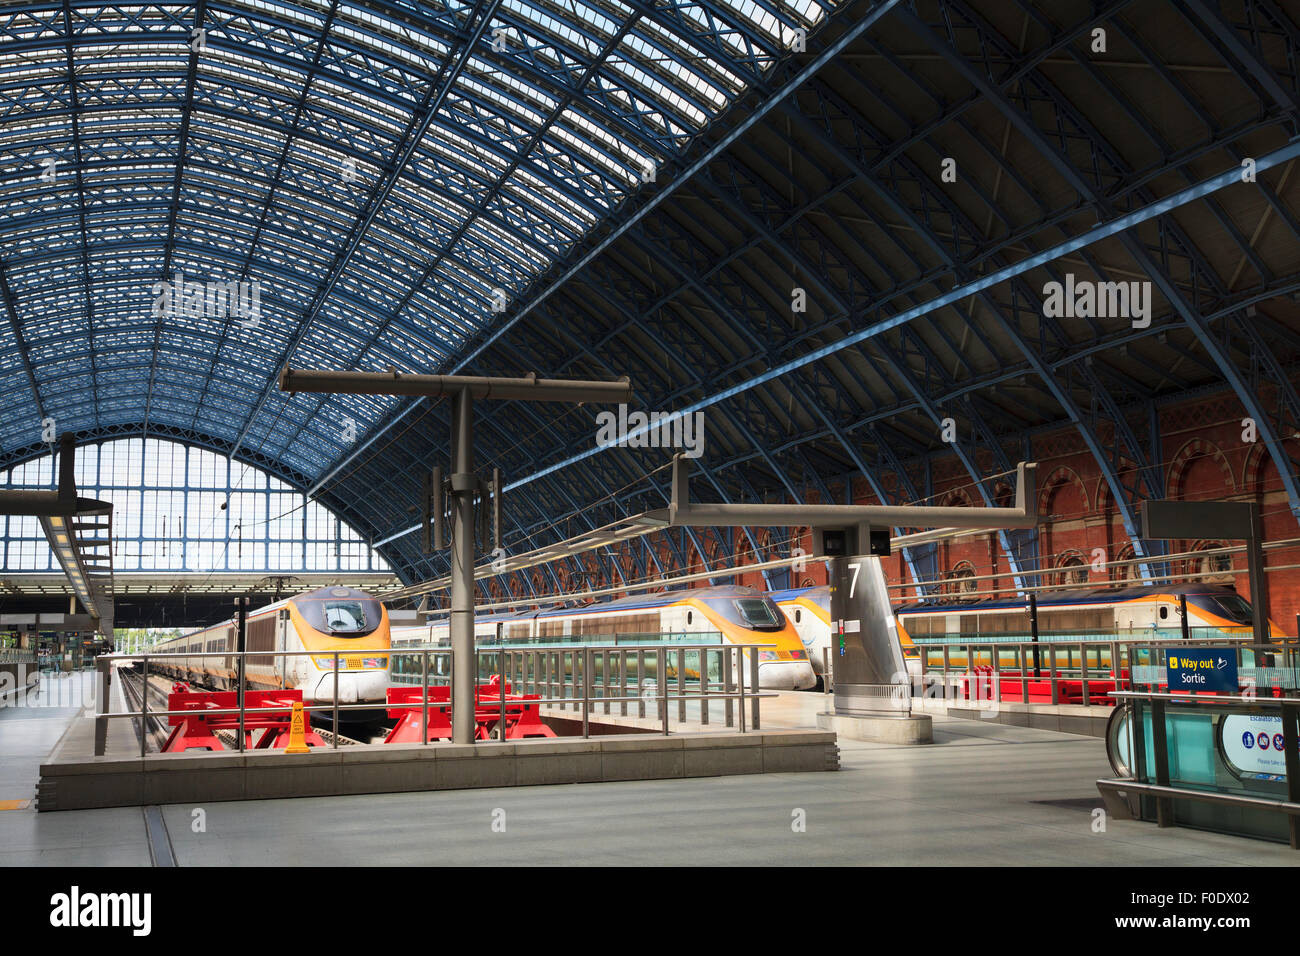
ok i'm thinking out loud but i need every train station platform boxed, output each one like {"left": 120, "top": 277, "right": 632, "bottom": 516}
{"left": 3, "top": 681, "right": 1298, "bottom": 865}
{"left": 0, "top": 672, "right": 149, "bottom": 865}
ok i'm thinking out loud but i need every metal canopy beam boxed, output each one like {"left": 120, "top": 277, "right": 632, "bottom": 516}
{"left": 279, "top": 368, "right": 631, "bottom": 405}
{"left": 0, "top": 434, "right": 114, "bottom": 634}
{"left": 664, "top": 456, "right": 1038, "bottom": 533}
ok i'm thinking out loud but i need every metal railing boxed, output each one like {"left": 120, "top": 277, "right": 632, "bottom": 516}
{"left": 1101, "top": 689, "right": 1300, "bottom": 847}
{"left": 912, "top": 636, "right": 1300, "bottom": 708}
{"left": 905, "top": 625, "right": 1264, "bottom": 645}
{"left": 94, "top": 642, "right": 774, "bottom": 757}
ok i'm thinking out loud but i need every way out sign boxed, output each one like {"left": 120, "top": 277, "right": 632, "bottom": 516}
{"left": 1166, "top": 648, "right": 1238, "bottom": 693}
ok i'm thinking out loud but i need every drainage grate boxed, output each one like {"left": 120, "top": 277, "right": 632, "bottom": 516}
{"left": 1031, "top": 797, "right": 1105, "bottom": 813}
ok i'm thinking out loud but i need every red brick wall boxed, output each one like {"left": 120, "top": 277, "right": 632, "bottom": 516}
{"left": 720, "top": 389, "right": 1299, "bottom": 634}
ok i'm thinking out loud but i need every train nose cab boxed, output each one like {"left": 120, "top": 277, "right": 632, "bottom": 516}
{"left": 291, "top": 590, "right": 390, "bottom": 705}
{"left": 700, "top": 592, "right": 817, "bottom": 691}
{"left": 772, "top": 588, "right": 832, "bottom": 678}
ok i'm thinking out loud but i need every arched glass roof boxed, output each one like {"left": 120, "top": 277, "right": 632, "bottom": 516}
{"left": 0, "top": 437, "right": 389, "bottom": 572}
{"left": 0, "top": 0, "right": 840, "bottom": 477}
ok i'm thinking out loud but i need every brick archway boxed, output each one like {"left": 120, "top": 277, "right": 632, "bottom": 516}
{"left": 1095, "top": 456, "right": 1138, "bottom": 516}
{"left": 1038, "top": 466, "right": 1091, "bottom": 517}
{"left": 1169, "top": 438, "right": 1235, "bottom": 499}
{"left": 941, "top": 488, "right": 972, "bottom": 508}
{"left": 1054, "top": 549, "right": 1089, "bottom": 587}
{"left": 1241, "top": 441, "right": 1291, "bottom": 499}
{"left": 1112, "top": 544, "right": 1136, "bottom": 586}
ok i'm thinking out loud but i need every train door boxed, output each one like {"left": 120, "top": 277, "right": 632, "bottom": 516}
{"left": 432, "top": 623, "right": 451, "bottom": 680}
{"left": 277, "top": 608, "right": 289, "bottom": 687}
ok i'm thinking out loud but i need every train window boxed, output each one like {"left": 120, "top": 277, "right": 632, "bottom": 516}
{"left": 1159, "top": 606, "right": 1168, "bottom": 620}
{"left": 794, "top": 609, "right": 802, "bottom": 624}
{"left": 298, "top": 595, "right": 381, "bottom": 636}
{"left": 325, "top": 601, "right": 366, "bottom": 631}
{"left": 687, "top": 611, "right": 693, "bottom": 626}
{"left": 734, "top": 599, "right": 783, "bottom": 630}
{"left": 1202, "top": 593, "right": 1254, "bottom": 624}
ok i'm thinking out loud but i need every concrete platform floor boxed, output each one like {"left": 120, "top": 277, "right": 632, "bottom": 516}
{"left": 0, "top": 672, "right": 150, "bottom": 865}
{"left": 3, "top": 683, "right": 1299, "bottom": 865}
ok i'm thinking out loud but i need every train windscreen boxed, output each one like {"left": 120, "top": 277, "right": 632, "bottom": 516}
{"left": 299, "top": 597, "right": 383, "bottom": 636}
{"left": 704, "top": 596, "right": 786, "bottom": 631}
{"left": 1199, "top": 592, "right": 1254, "bottom": 625}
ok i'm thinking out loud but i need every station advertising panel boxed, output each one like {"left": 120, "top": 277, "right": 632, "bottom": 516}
{"left": 1220, "top": 714, "right": 1289, "bottom": 780}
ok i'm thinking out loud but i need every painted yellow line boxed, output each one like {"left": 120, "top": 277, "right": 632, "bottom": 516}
{"left": 0, "top": 799, "right": 30, "bottom": 811}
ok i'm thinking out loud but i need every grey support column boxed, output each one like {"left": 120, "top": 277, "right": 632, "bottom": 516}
{"left": 450, "top": 389, "right": 476, "bottom": 745}
{"left": 828, "top": 554, "right": 909, "bottom": 716}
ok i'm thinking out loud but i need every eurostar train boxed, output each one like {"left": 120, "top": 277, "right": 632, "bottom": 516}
{"left": 770, "top": 583, "right": 1278, "bottom": 674}
{"left": 770, "top": 585, "right": 919, "bottom": 681}
{"left": 770, "top": 587, "right": 833, "bottom": 677}
{"left": 149, "top": 586, "right": 391, "bottom": 714}
{"left": 896, "top": 584, "right": 1281, "bottom": 644}
{"left": 392, "top": 586, "right": 817, "bottom": 691}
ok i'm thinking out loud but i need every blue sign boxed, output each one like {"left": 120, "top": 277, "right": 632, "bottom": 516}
{"left": 1166, "top": 648, "right": 1238, "bottom": 693}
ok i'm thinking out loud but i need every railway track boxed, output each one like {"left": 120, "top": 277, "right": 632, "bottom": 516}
{"left": 210, "top": 726, "right": 368, "bottom": 749}
{"left": 117, "top": 668, "right": 172, "bottom": 754}
{"left": 118, "top": 668, "right": 375, "bottom": 751}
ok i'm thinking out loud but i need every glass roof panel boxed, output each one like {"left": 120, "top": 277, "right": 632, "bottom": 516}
{"left": 0, "top": 0, "right": 841, "bottom": 479}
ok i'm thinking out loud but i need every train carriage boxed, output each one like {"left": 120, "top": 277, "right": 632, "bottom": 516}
{"left": 392, "top": 585, "right": 816, "bottom": 691}
{"left": 149, "top": 586, "right": 391, "bottom": 717}
{"left": 771, "top": 583, "right": 1278, "bottom": 677}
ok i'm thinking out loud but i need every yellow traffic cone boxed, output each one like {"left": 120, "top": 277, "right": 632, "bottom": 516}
{"left": 285, "top": 701, "right": 310, "bottom": 754}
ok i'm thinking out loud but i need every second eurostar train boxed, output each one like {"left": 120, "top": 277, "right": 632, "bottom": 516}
{"left": 771, "top": 585, "right": 921, "bottom": 679}
{"left": 392, "top": 586, "right": 817, "bottom": 691}
{"left": 770, "top": 587, "right": 834, "bottom": 677}
{"left": 770, "top": 583, "right": 1276, "bottom": 674}
{"left": 894, "top": 584, "right": 1282, "bottom": 648}
{"left": 149, "top": 586, "right": 391, "bottom": 714}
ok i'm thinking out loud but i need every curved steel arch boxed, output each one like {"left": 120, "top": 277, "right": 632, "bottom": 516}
{"left": 4, "top": 0, "right": 1299, "bottom": 592}
{"left": 0, "top": 0, "right": 831, "bottom": 487}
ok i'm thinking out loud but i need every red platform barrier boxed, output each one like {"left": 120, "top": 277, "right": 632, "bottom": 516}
{"left": 384, "top": 686, "right": 452, "bottom": 743}
{"left": 959, "top": 666, "right": 1125, "bottom": 706}
{"left": 383, "top": 677, "right": 556, "bottom": 743}
{"left": 160, "top": 688, "right": 327, "bottom": 752}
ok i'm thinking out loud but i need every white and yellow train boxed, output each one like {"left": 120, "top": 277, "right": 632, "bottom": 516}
{"left": 772, "top": 583, "right": 1279, "bottom": 674}
{"left": 392, "top": 585, "right": 817, "bottom": 691}
{"left": 149, "top": 586, "right": 391, "bottom": 713}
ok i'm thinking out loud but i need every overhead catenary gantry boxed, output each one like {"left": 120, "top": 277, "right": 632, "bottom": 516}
{"left": 278, "top": 366, "right": 632, "bottom": 744}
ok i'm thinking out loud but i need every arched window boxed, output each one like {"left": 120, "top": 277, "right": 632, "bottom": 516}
{"left": 0, "top": 438, "right": 388, "bottom": 573}
{"left": 1055, "top": 551, "right": 1089, "bottom": 587}
{"left": 1111, "top": 545, "right": 1135, "bottom": 586}
{"left": 1188, "top": 540, "right": 1234, "bottom": 582}
{"left": 950, "top": 561, "right": 978, "bottom": 597}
